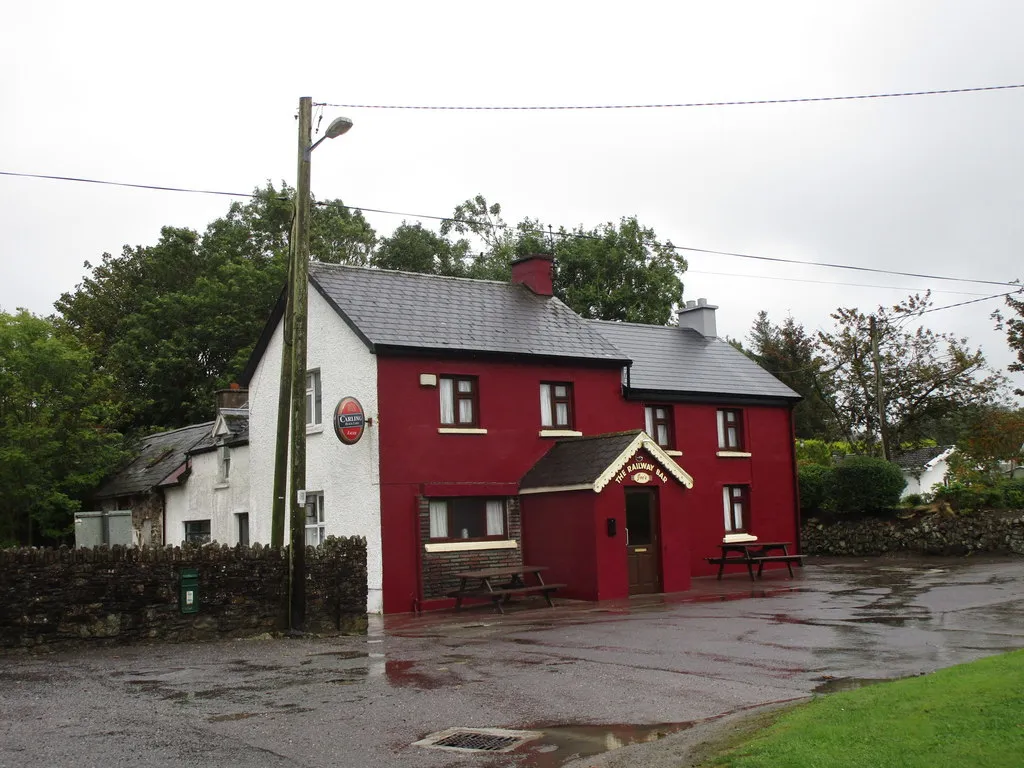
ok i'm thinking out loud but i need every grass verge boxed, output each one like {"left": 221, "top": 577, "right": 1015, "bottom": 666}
{"left": 700, "top": 649, "right": 1024, "bottom": 768}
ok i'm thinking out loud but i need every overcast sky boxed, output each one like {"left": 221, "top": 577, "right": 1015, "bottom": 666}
{"left": 3, "top": 0, "right": 1022, "bottom": 394}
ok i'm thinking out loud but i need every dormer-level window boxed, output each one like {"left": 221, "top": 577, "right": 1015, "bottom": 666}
{"left": 717, "top": 409, "right": 744, "bottom": 450}
{"left": 440, "top": 376, "right": 478, "bottom": 426}
{"left": 306, "top": 370, "right": 322, "bottom": 427}
{"left": 645, "top": 405, "right": 673, "bottom": 449}
{"left": 540, "top": 382, "right": 573, "bottom": 428}
{"left": 218, "top": 445, "right": 231, "bottom": 482}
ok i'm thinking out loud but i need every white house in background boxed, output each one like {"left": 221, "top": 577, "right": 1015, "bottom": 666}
{"left": 892, "top": 445, "right": 955, "bottom": 499}
{"left": 163, "top": 408, "right": 251, "bottom": 547}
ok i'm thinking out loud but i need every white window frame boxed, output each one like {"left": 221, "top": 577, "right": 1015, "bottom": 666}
{"left": 306, "top": 369, "right": 322, "bottom": 427}
{"left": 218, "top": 444, "right": 231, "bottom": 482}
{"left": 305, "top": 492, "right": 325, "bottom": 546}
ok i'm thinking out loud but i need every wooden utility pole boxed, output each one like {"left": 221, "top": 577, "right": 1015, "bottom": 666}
{"left": 869, "top": 315, "right": 890, "bottom": 460}
{"left": 270, "top": 248, "right": 295, "bottom": 548}
{"left": 288, "top": 96, "right": 313, "bottom": 631}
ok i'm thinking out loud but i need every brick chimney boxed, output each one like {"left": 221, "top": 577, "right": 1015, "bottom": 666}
{"left": 216, "top": 385, "right": 249, "bottom": 411}
{"left": 510, "top": 253, "right": 554, "bottom": 296}
{"left": 678, "top": 298, "right": 718, "bottom": 338}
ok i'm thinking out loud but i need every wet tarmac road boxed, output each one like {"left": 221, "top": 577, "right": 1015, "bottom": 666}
{"left": 2, "top": 555, "right": 1022, "bottom": 768}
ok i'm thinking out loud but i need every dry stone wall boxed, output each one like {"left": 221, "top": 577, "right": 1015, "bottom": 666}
{"left": 801, "top": 509, "right": 1024, "bottom": 556}
{"left": 0, "top": 537, "right": 367, "bottom": 652}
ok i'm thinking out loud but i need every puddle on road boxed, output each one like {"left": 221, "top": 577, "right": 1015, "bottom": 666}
{"left": 507, "top": 721, "right": 694, "bottom": 766}
{"left": 812, "top": 677, "right": 887, "bottom": 694}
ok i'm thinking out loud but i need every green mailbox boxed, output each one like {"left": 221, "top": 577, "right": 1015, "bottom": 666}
{"left": 180, "top": 567, "right": 199, "bottom": 614}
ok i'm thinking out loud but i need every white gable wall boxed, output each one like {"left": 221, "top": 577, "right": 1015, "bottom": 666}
{"left": 164, "top": 443, "right": 251, "bottom": 544}
{"left": 901, "top": 453, "right": 952, "bottom": 499}
{"left": 247, "top": 284, "right": 382, "bottom": 613}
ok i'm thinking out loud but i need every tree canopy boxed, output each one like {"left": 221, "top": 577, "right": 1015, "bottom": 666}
{"left": 0, "top": 310, "right": 125, "bottom": 545}
{"left": 994, "top": 289, "right": 1024, "bottom": 397}
{"left": 55, "top": 183, "right": 375, "bottom": 431}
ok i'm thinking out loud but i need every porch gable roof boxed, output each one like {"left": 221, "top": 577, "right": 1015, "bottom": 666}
{"left": 519, "top": 430, "right": 694, "bottom": 495}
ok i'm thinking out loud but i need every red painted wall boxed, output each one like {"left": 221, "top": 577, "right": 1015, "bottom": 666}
{"left": 651, "top": 402, "right": 798, "bottom": 577}
{"left": 520, "top": 491, "right": 599, "bottom": 600}
{"left": 375, "top": 350, "right": 798, "bottom": 612}
{"left": 376, "top": 355, "right": 636, "bottom": 614}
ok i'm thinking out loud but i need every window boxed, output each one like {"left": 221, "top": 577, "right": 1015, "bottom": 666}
{"left": 717, "top": 409, "right": 744, "bottom": 450}
{"left": 305, "top": 492, "right": 325, "bottom": 546}
{"left": 306, "top": 369, "right": 322, "bottom": 427}
{"left": 722, "top": 486, "right": 750, "bottom": 533}
{"left": 645, "top": 405, "right": 673, "bottom": 448}
{"left": 540, "top": 382, "right": 574, "bottom": 428}
{"left": 184, "top": 519, "right": 211, "bottom": 544}
{"left": 218, "top": 445, "right": 231, "bottom": 482}
{"left": 428, "top": 498, "right": 506, "bottom": 540}
{"left": 439, "top": 376, "right": 478, "bottom": 426}
{"left": 237, "top": 513, "right": 249, "bottom": 547}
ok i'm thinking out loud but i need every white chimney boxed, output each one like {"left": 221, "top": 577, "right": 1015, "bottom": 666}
{"left": 678, "top": 297, "right": 718, "bottom": 338}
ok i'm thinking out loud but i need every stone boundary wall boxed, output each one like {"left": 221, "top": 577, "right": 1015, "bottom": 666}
{"left": 0, "top": 537, "right": 367, "bottom": 652}
{"left": 801, "top": 510, "right": 1024, "bottom": 557}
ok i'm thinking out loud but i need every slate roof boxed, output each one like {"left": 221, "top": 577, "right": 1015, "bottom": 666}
{"left": 94, "top": 422, "right": 214, "bottom": 499}
{"left": 520, "top": 431, "right": 643, "bottom": 489}
{"left": 307, "top": 263, "right": 629, "bottom": 363}
{"left": 190, "top": 410, "right": 249, "bottom": 454}
{"left": 589, "top": 320, "right": 800, "bottom": 401}
{"left": 891, "top": 445, "right": 954, "bottom": 470}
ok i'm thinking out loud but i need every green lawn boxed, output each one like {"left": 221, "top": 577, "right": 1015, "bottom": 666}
{"left": 703, "top": 650, "right": 1024, "bottom": 768}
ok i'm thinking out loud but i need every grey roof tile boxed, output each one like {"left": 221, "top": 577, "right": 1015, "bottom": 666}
{"left": 891, "top": 445, "right": 954, "bottom": 470}
{"left": 309, "top": 263, "right": 629, "bottom": 363}
{"left": 590, "top": 321, "right": 799, "bottom": 401}
{"left": 95, "top": 422, "right": 214, "bottom": 498}
{"left": 520, "top": 431, "right": 642, "bottom": 489}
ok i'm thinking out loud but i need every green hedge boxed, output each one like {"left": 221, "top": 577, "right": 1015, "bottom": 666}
{"left": 827, "top": 456, "right": 906, "bottom": 514}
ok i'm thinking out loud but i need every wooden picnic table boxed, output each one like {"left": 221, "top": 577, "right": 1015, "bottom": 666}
{"left": 705, "top": 541, "right": 804, "bottom": 581}
{"left": 447, "top": 565, "right": 565, "bottom": 614}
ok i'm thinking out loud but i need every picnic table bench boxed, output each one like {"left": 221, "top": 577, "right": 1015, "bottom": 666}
{"left": 446, "top": 565, "right": 565, "bottom": 614}
{"left": 705, "top": 541, "right": 804, "bottom": 582}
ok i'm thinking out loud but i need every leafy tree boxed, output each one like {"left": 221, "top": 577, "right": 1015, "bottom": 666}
{"left": 55, "top": 183, "right": 376, "bottom": 431}
{"left": 551, "top": 217, "right": 685, "bottom": 325}
{"left": 372, "top": 222, "right": 470, "bottom": 276}
{"left": 0, "top": 311, "right": 125, "bottom": 546}
{"left": 746, "top": 312, "right": 836, "bottom": 439}
{"left": 817, "top": 293, "right": 1007, "bottom": 459}
{"left": 993, "top": 288, "right": 1024, "bottom": 397}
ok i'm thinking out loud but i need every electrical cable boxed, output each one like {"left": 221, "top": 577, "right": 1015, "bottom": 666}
{"left": 3, "top": 168, "right": 1019, "bottom": 290}
{"left": 314, "top": 82, "right": 1024, "bottom": 111}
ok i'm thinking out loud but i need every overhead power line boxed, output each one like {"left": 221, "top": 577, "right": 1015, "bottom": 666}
{"left": 315, "top": 82, "right": 1024, "bottom": 111}
{"left": 0, "top": 170, "right": 258, "bottom": 199}
{"left": 3, "top": 167, "right": 1019, "bottom": 290}
{"left": 915, "top": 289, "right": 1023, "bottom": 315}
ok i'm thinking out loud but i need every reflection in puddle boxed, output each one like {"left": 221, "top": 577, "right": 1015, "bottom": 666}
{"left": 812, "top": 677, "right": 886, "bottom": 694}
{"left": 512, "top": 721, "right": 693, "bottom": 766}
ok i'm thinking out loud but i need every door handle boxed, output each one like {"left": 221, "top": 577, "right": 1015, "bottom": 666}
{"left": 625, "top": 527, "right": 629, "bottom": 546}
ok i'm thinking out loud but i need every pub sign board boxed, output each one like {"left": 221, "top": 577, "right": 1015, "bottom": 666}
{"left": 334, "top": 396, "right": 366, "bottom": 445}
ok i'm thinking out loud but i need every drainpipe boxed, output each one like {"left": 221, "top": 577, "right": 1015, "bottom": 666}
{"left": 787, "top": 405, "right": 803, "bottom": 558}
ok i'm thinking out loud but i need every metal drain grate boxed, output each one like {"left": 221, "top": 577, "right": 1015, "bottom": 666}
{"left": 414, "top": 727, "right": 541, "bottom": 754}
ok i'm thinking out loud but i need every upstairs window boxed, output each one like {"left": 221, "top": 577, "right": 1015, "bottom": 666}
{"left": 218, "top": 445, "right": 231, "bottom": 482}
{"left": 428, "top": 498, "right": 506, "bottom": 540}
{"left": 305, "top": 492, "right": 325, "bottom": 546}
{"left": 717, "top": 409, "right": 744, "bottom": 450}
{"left": 306, "top": 370, "right": 322, "bottom": 427}
{"left": 723, "top": 485, "right": 750, "bottom": 533}
{"left": 440, "top": 376, "right": 478, "bottom": 426}
{"left": 540, "top": 382, "right": 574, "bottom": 428}
{"left": 644, "top": 405, "right": 673, "bottom": 449}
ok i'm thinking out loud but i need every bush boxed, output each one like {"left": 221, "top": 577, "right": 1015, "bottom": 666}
{"left": 1000, "top": 479, "right": 1024, "bottom": 509}
{"left": 933, "top": 482, "right": 998, "bottom": 512}
{"left": 903, "top": 493, "right": 925, "bottom": 506}
{"left": 826, "top": 456, "right": 905, "bottom": 515}
{"left": 798, "top": 463, "right": 831, "bottom": 515}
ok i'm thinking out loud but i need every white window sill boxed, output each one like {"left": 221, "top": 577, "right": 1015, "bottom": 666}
{"left": 214, "top": 482, "right": 230, "bottom": 490}
{"left": 438, "top": 427, "right": 488, "bottom": 435}
{"left": 306, "top": 424, "right": 324, "bottom": 435}
{"left": 539, "top": 429, "right": 583, "bottom": 438}
{"left": 665, "top": 450, "right": 683, "bottom": 457}
{"left": 716, "top": 450, "right": 752, "bottom": 458}
{"left": 723, "top": 533, "right": 758, "bottom": 543}
{"left": 424, "top": 539, "right": 518, "bottom": 553}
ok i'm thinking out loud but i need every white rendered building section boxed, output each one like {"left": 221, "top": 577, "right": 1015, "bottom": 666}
{"left": 901, "top": 449, "right": 953, "bottom": 499}
{"left": 247, "top": 285, "right": 382, "bottom": 613}
{"left": 164, "top": 443, "right": 251, "bottom": 545}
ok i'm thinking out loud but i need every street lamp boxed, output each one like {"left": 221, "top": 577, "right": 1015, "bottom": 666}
{"left": 280, "top": 97, "right": 353, "bottom": 632}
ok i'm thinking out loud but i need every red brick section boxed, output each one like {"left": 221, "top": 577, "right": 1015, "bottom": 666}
{"left": 417, "top": 496, "right": 523, "bottom": 599}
